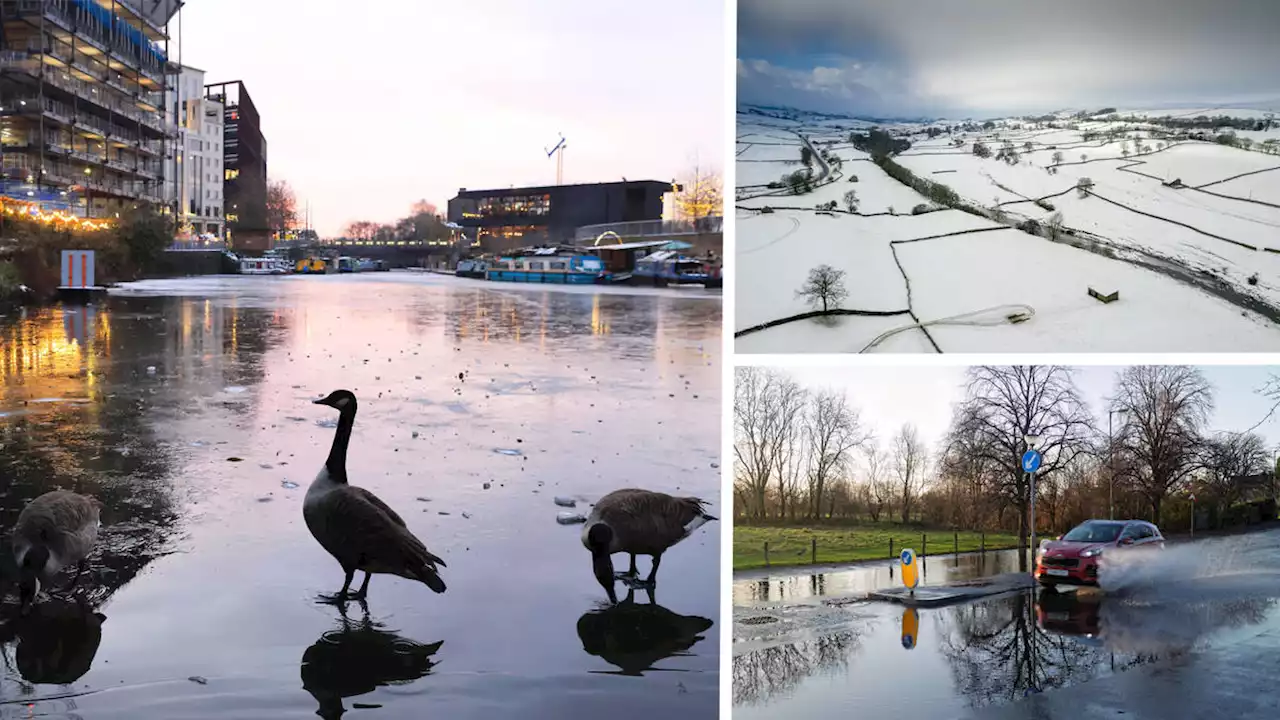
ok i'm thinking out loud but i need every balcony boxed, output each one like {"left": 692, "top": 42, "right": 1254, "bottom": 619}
{"left": 1, "top": 0, "right": 171, "bottom": 81}
{"left": 572, "top": 217, "right": 724, "bottom": 244}
{"left": 0, "top": 53, "right": 171, "bottom": 135}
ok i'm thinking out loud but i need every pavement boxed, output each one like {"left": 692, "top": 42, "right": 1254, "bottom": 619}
{"left": 868, "top": 572, "right": 1035, "bottom": 607}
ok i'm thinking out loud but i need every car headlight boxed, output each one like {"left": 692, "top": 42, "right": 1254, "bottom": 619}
{"left": 1080, "top": 548, "right": 1103, "bottom": 558}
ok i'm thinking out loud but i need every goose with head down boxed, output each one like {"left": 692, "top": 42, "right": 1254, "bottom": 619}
{"left": 11, "top": 490, "right": 101, "bottom": 614}
{"left": 305, "top": 390, "right": 446, "bottom": 604}
{"left": 582, "top": 488, "right": 716, "bottom": 603}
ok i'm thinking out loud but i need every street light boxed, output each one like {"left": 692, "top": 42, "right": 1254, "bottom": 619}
{"left": 1108, "top": 409, "right": 1128, "bottom": 520}
{"left": 84, "top": 167, "right": 92, "bottom": 218}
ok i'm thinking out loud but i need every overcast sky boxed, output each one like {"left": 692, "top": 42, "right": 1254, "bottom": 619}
{"left": 177, "top": 0, "right": 723, "bottom": 236}
{"left": 738, "top": 0, "right": 1280, "bottom": 118}
{"left": 762, "top": 365, "right": 1280, "bottom": 463}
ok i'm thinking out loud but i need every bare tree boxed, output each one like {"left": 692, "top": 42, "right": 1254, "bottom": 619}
{"left": 804, "top": 389, "right": 870, "bottom": 520}
{"left": 842, "top": 189, "right": 859, "bottom": 213}
{"left": 1046, "top": 212, "right": 1065, "bottom": 240}
{"left": 796, "top": 265, "right": 848, "bottom": 314}
{"left": 1200, "top": 431, "right": 1269, "bottom": 511}
{"left": 864, "top": 443, "right": 893, "bottom": 522}
{"left": 1076, "top": 177, "right": 1094, "bottom": 199}
{"left": 947, "top": 366, "right": 1095, "bottom": 567}
{"left": 892, "top": 423, "right": 928, "bottom": 523}
{"left": 1080, "top": 153, "right": 1087, "bottom": 163}
{"left": 1111, "top": 366, "right": 1214, "bottom": 523}
{"left": 1051, "top": 151, "right": 1064, "bottom": 165}
{"left": 733, "top": 368, "right": 806, "bottom": 519}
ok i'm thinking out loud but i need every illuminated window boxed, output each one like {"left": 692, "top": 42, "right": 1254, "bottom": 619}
{"left": 225, "top": 169, "right": 239, "bottom": 180}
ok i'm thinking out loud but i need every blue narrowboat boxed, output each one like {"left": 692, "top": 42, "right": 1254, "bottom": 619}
{"left": 632, "top": 250, "right": 722, "bottom": 287}
{"left": 485, "top": 250, "right": 607, "bottom": 284}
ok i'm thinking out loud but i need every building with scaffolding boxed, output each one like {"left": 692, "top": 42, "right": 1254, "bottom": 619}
{"left": 447, "top": 180, "right": 675, "bottom": 253}
{"left": 203, "top": 79, "right": 267, "bottom": 252}
{"left": 165, "top": 63, "right": 223, "bottom": 241}
{"left": 0, "top": 0, "right": 182, "bottom": 220}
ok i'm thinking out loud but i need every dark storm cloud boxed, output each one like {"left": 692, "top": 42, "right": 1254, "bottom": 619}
{"left": 738, "top": 0, "right": 1280, "bottom": 116}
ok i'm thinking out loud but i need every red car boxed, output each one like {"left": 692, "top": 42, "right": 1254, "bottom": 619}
{"left": 1036, "top": 519, "right": 1165, "bottom": 589}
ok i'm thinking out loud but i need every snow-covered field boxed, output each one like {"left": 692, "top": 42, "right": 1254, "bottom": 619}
{"left": 735, "top": 105, "right": 1280, "bottom": 352}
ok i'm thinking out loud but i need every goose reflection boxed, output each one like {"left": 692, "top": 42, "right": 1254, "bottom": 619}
{"left": 300, "top": 601, "right": 444, "bottom": 719}
{"left": 0, "top": 596, "right": 106, "bottom": 685}
{"left": 576, "top": 588, "right": 714, "bottom": 676}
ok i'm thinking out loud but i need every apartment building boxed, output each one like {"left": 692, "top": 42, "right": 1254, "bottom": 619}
{"left": 0, "top": 0, "right": 180, "bottom": 217}
{"left": 204, "top": 80, "right": 268, "bottom": 251}
{"left": 166, "top": 64, "right": 224, "bottom": 239}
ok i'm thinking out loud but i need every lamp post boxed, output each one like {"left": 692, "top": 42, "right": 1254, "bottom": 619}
{"left": 83, "top": 167, "right": 92, "bottom": 218}
{"left": 1025, "top": 432, "right": 1042, "bottom": 575}
{"left": 1108, "top": 409, "right": 1127, "bottom": 520}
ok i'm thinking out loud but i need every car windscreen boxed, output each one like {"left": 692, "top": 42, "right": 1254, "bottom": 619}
{"left": 1062, "top": 522, "right": 1124, "bottom": 543}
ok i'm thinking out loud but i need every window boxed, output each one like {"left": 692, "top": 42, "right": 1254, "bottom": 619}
{"left": 225, "top": 169, "right": 239, "bottom": 181}
{"left": 549, "top": 261, "right": 566, "bottom": 270}
{"left": 529, "top": 261, "right": 544, "bottom": 270}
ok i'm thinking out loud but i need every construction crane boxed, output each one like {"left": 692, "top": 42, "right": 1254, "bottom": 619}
{"left": 545, "top": 134, "right": 567, "bottom": 185}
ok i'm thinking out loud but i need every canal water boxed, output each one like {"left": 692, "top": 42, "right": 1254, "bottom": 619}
{"left": 0, "top": 274, "right": 722, "bottom": 719}
{"left": 733, "top": 531, "right": 1280, "bottom": 719}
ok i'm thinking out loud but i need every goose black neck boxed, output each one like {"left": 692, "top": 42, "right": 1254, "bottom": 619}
{"left": 325, "top": 403, "right": 356, "bottom": 483}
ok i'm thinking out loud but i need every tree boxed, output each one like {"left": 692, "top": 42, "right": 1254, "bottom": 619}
{"left": 734, "top": 368, "right": 806, "bottom": 519}
{"left": 676, "top": 163, "right": 723, "bottom": 221}
{"left": 1111, "top": 366, "right": 1214, "bottom": 523}
{"left": 266, "top": 179, "right": 299, "bottom": 234}
{"left": 796, "top": 265, "right": 848, "bottom": 314}
{"left": 786, "top": 170, "right": 810, "bottom": 195}
{"left": 1201, "top": 432, "right": 1270, "bottom": 510}
{"left": 947, "top": 366, "right": 1094, "bottom": 568}
{"left": 1077, "top": 177, "right": 1094, "bottom": 198}
{"left": 800, "top": 145, "right": 814, "bottom": 169}
{"left": 1080, "top": 153, "right": 1087, "bottom": 163}
{"left": 864, "top": 444, "right": 892, "bottom": 522}
{"left": 410, "top": 199, "right": 439, "bottom": 217}
{"left": 973, "top": 142, "right": 992, "bottom": 159}
{"left": 1052, "top": 151, "right": 1064, "bottom": 165}
{"left": 116, "top": 203, "right": 174, "bottom": 272}
{"left": 892, "top": 424, "right": 927, "bottom": 523}
{"left": 804, "top": 389, "right": 870, "bottom": 519}
{"left": 842, "top": 190, "right": 859, "bottom": 213}
{"left": 1046, "top": 212, "right": 1064, "bottom": 240}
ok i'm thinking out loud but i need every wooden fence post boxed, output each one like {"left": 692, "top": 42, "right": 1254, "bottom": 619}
{"left": 764, "top": 541, "right": 770, "bottom": 567}
{"left": 922, "top": 533, "right": 927, "bottom": 557}
{"left": 811, "top": 537, "right": 817, "bottom": 565}
{"left": 981, "top": 533, "right": 986, "bottom": 553}
{"left": 889, "top": 538, "right": 895, "bottom": 560}
{"left": 954, "top": 532, "right": 959, "bottom": 554}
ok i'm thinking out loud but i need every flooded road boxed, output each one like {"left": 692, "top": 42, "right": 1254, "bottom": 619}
{"left": 733, "top": 528, "right": 1280, "bottom": 720}
{"left": 0, "top": 274, "right": 722, "bottom": 719}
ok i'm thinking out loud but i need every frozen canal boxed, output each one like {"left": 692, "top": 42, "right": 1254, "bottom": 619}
{"left": 0, "top": 274, "right": 722, "bottom": 718}
{"left": 733, "top": 528, "right": 1280, "bottom": 719}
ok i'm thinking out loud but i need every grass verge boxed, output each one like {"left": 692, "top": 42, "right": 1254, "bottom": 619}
{"left": 734, "top": 524, "right": 1023, "bottom": 571}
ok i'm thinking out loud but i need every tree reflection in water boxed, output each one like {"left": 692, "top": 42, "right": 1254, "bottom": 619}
{"left": 732, "top": 628, "right": 866, "bottom": 706}
{"left": 576, "top": 588, "right": 714, "bottom": 676}
{"left": 300, "top": 600, "right": 444, "bottom": 720}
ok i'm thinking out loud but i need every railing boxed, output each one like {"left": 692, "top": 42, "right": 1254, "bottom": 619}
{"left": 2, "top": 0, "right": 171, "bottom": 80}
{"left": 0, "top": 55, "right": 171, "bottom": 134}
{"left": 167, "top": 239, "right": 228, "bottom": 252}
{"left": 572, "top": 217, "right": 723, "bottom": 243}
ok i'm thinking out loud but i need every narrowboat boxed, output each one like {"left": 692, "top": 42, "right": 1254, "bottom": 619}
{"left": 239, "top": 256, "right": 290, "bottom": 275}
{"left": 485, "top": 249, "right": 607, "bottom": 284}
{"left": 455, "top": 258, "right": 489, "bottom": 279}
{"left": 632, "top": 250, "right": 722, "bottom": 288}
{"left": 336, "top": 256, "right": 358, "bottom": 273}
{"left": 295, "top": 257, "right": 329, "bottom": 274}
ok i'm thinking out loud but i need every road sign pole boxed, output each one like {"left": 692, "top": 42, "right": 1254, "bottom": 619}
{"left": 1029, "top": 469, "right": 1037, "bottom": 576}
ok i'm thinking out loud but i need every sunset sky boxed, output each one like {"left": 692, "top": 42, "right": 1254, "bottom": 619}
{"left": 177, "top": 0, "right": 724, "bottom": 237}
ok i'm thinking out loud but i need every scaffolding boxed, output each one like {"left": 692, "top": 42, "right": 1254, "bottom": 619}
{"left": 0, "top": 0, "right": 180, "bottom": 218}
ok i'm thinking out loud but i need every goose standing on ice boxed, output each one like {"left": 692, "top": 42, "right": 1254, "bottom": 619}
{"left": 305, "top": 389, "right": 447, "bottom": 603}
{"left": 12, "top": 490, "right": 102, "bottom": 613}
{"left": 582, "top": 488, "right": 716, "bottom": 603}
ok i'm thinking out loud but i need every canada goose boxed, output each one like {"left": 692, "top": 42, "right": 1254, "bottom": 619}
{"left": 582, "top": 488, "right": 716, "bottom": 602}
{"left": 12, "top": 490, "right": 102, "bottom": 613}
{"left": 305, "top": 389, "right": 447, "bottom": 603}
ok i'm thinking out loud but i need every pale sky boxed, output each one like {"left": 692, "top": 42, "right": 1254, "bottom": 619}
{"left": 771, "top": 365, "right": 1280, "bottom": 461}
{"left": 176, "top": 0, "right": 724, "bottom": 237}
{"left": 738, "top": 0, "right": 1280, "bottom": 118}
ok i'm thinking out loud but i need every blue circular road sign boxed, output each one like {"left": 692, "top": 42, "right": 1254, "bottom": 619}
{"left": 1022, "top": 449, "right": 1042, "bottom": 473}
{"left": 900, "top": 549, "right": 913, "bottom": 566}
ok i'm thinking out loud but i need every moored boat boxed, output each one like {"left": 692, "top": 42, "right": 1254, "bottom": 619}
{"left": 485, "top": 248, "right": 607, "bottom": 284}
